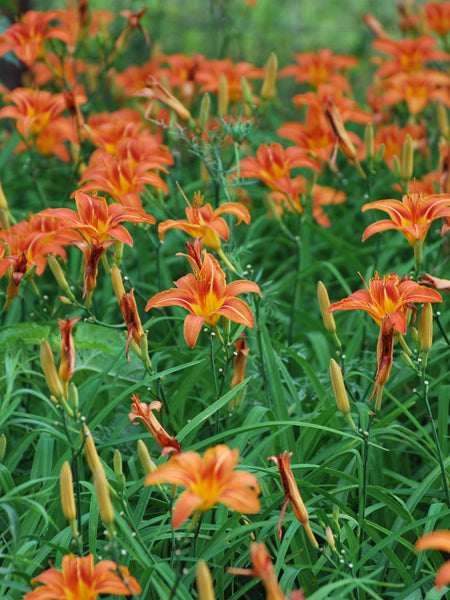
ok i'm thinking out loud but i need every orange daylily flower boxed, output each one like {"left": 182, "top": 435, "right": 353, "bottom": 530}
{"left": 362, "top": 188, "right": 450, "bottom": 246}
{"left": 145, "top": 238, "right": 261, "bottom": 348}
{"left": 366, "top": 122, "right": 427, "bottom": 170}
{"left": 424, "top": 2, "right": 450, "bottom": 38}
{"left": 129, "top": 394, "right": 181, "bottom": 456}
{"left": 329, "top": 272, "right": 442, "bottom": 335}
{"left": 195, "top": 58, "right": 264, "bottom": 102}
{"left": 372, "top": 35, "right": 450, "bottom": 78}
{"left": 155, "top": 53, "right": 205, "bottom": 103}
{"left": 380, "top": 69, "right": 450, "bottom": 114}
{"left": 0, "top": 10, "right": 72, "bottom": 66}
{"left": 144, "top": 444, "right": 260, "bottom": 529}
{"left": 159, "top": 190, "right": 250, "bottom": 252}
{"left": 0, "top": 88, "right": 66, "bottom": 138}
{"left": 279, "top": 48, "right": 358, "bottom": 91}
{"left": 228, "top": 542, "right": 305, "bottom": 600}
{"left": 58, "top": 316, "right": 81, "bottom": 397}
{"left": 292, "top": 85, "right": 372, "bottom": 126}
{"left": 23, "top": 553, "right": 141, "bottom": 600}
{"left": 239, "top": 142, "right": 319, "bottom": 193}
{"left": 416, "top": 530, "right": 450, "bottom": 589}
{"left": 269, "top": 451, "right": 318, "bottom": 547}
{"left": 40, "top": 192, "right": 155, "bottom": 300}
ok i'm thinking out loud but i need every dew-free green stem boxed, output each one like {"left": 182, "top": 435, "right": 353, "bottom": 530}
{"left": 421, "top": 374, "right": 450, "bottom": 506}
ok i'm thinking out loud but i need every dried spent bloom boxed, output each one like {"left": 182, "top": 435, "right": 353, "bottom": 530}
{"left": 269, "top": 451, "right": 318, "bottom": 547}
{"left": 58, "top": 316, "right": 81, "bottom": 397}
{"left": 129, "top": 394, "right": 181, "bottom": 456}
{"left": 416, "top": 530, "right": 450, "bottom": 589}
{"left": 135, "top": 76, "right": 192, "bottom": 121}
{"left": 23, "top": 553, "right": 141, "bottom": 600}
{"left": 228, "top": 542, "right": 305, "bottom": 600}
{"left": 329, "top": 272, "right": 442, "bottom": 335}
{"left": 145, "top": 238, "right": 261, "bottom": 347}
{"left": 420, "top": 273, "right": 450, "bottom": 293}
{"left": 144, "top": 444, "right": 260, "bottom": 529}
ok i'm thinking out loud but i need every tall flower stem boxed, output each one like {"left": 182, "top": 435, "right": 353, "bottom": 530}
{"left": 357, "top": 411, "right": 376, "bottom": 576}
{"left": 288, "top": 216, "right": 302, "bottom": 346}
{"left": 420, "top": 374, "right": 450, "bottom": 506}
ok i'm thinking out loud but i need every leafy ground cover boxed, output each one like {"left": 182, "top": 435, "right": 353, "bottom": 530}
{"left": 0, "top": 1, "right": 450, "bottom": 599}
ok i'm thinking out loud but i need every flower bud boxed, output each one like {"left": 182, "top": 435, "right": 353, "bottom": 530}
{"left": 240, "top": 76, "right": 253, "bottom": 108}
{"left": 82, "top": 425, "right": 102, "bottom": 472}
{"left": 401, "top": 134, "right": 414, "bottom": 181}
{"left": 318, "top": 281, "right": 336, "bottom": 334}
{"left": 218, "top": 74, "right": 229, "bottom": 116}
{"left": 364, "top": 122, "right": 374, "bottom": 166}
{"left": 137, "top": 439, "right": 156, "bottom": 475}
{"left": 196, "top": 560, "right": 216, "bottom": 600}
{"left": 326, "top": 525, "right": 337, "bottom": 553}
{"left": 40, "top": 339, "right": 64, "bottom": 400}
{"left": 60, "top": 461, "right": 77, "bottom": 526}
{"left": 330, "top": 359, "right": 350, "bottom": 415}
{"left": 47, "top": 255, "right": 75, "bottom": 301}
{"left": 93, "top": 466, "right": 115, "bottom": 530}
{"left": 111, "top": 264, "right": 126, "bottom": 303}
{"left": 436, "top": 103, "right": 449, "bottom": 140}
{"left": 199, "top": 93, "right": 211, "bottom": 131}
{"left": 261, "top": 52, "right": 278, "bottom": 100}
{"left": 419, "top": 303, "right": 433, "bottom": 369}
{"left": 68, "top": 382, "right": 79, "bottom": 414}
{"left": 113, "top": 449, "right": 126, "bottom": 491}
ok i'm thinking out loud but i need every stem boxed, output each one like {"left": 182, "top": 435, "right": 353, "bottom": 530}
{"left": 288, "top": 217, "right": 302, "bottom": 346}
{"left": 357, "top": 411, "right": 376, "bottom": 575}
{"left": 421, "top": 374, "right": 450, "bottom": 506}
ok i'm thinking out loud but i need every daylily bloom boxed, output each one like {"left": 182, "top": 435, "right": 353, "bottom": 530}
{"left": 424, "top": 2, "right": 450, "bottom": 38}
{"left": 279, "top": 48, "right": 358, "bottom": 92}
{"left": 372, "top": 35, "right": 450, "bottom": 78}
{"left": 23, "top": 553, "right": 141, "bottom": 600}
{"left": 329, "top": 272, "right": 442, "bottom": 335}
{"left": 362, "top": 188, "right": 450, "bottom": 246}
{"left": 366, "top": 122, "right": 427, "bottom": 170}
{"left": 129, "top": 394, "right": 181, "bottom": 456}
{"left": 228, "top": 542, "right": 305, "bottom": 600}
{"left": 416, "top": 530, "right": 450, "bottom": 589}
{"left": 58, "top": 316, "right": 81, "bottom": 398}
{"left": 195, "top": 58, "right": 264, "bottom": 103}
{"left": 239, "top": 142, "right": 319, "bottom": 193}
{"left": 269, "top": 451, "right": 318, "bottom": 547}
{"left": 380, "top": 70, "right": 450, "bottom": 114}
{"left": 158, "top": 190, "right": 250, "bottom": 252}
{"left": 155, "top": 53, "right": 205, "bottom": 103}
{"left": 40, "top": 192, "right": 155, "bottom": 302}
{"left": 144, "top": 444, "right": 260, "bottom": 529}
{"left": 145, "top": 238, "right": 261, "bottom": 348}
{"left": 0, "top": 10, "right": 72, "bottom": 66}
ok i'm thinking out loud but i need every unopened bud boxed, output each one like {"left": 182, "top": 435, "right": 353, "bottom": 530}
{"left": 199, "top": 93, "right": 211, "bottom": 131}
{"left": 40, "top": 339, "right": 64, "bottom": 400}
{"left": 113, "top": 449, "right": 126, "bottom": 491}
{"left": 93, "top": 466, "right": 115, "bottom": 530}
{"left": 318, "top": 281, "right": 336, "bottom": 334}
{"left": 330, "top": 359, "right": 350, "bottom": 415}
{"left": 82, "top": 425, "right": 102, "bottom": 472}
{"left": 262, "top": 194, "right": 282, "bottom": 222}
{"left": 137, "top": 439, "right": 156, "bottom": 475}
{"left": 218, "top": 74, "right": 229, "bottom": 116}
{"left": 326, "top": 525, "right": 337, "bottom": 553}
{"left": 374, "top": 143, "right": 385, "bottom": 166}
{"left": 419, "top": 303, "right": 433, "bottom": 368}
{"left": 364, "top": 122, "right": 374, "bottom": 166}
{"left": 196, "top": 560, "right": 216, "bottom": 600}
{"left": 240, "top": 76, "right": 253, "bottom": 107}
{"left": 47, "top": 255, "right": 75, "bottom": 300}
{"left": 113, "top": 240, "right": 124, "bottom": 265}
{"left": 392, "top": 154, "right": 401, "bottom": 180}
{"left": 401, "top": 134, "right": 414, "bottom": 181}
{"left": 68, "top": 382, "right": 79, "bottom": 414}
{"left": 436, "top": 103, "right": 450, "bottom": 140}
{"left": 60, "top": 461, "right": 77, "bottom": 526}
{"left": 111, "top": 264, "right": 126, "bottom": 303}
{"left": 261, "top": 52, "right": 278, "bottom": 100}
{"left": 401, "top": 350, "right": 415, "bottom": 370}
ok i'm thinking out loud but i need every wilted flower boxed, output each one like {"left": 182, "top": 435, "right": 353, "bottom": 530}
{"left": 129, "top": 394, "right": 181, "bottom": 456}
